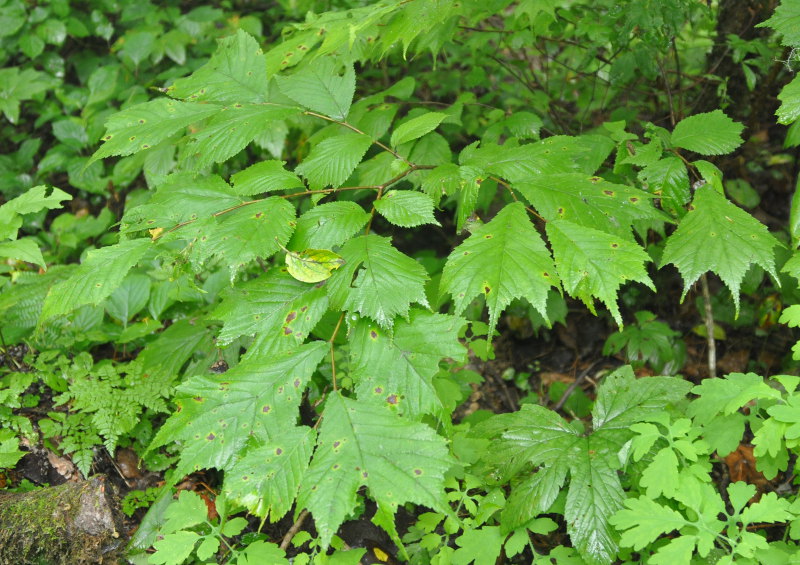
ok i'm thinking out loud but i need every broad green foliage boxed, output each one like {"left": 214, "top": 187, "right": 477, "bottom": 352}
{"left": 3, "top": 1, "right": 800, "bottom": 564}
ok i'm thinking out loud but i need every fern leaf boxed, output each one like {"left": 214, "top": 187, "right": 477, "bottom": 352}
{"left": 297, "top": 392, "right": 453, "bottom": 548}
{"left": 546, "top": 219, "right": 653, "bottom": 325}
{"left": 441, "top": 202, "right": 558, "bottom": 334}
{"left": 326, "top": 235, "right": 429, "bottom": 329}
{"left": 660, "top": 185, "right": 781, "bottom": 314}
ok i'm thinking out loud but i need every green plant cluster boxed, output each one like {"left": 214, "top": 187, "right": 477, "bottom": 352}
{"left": 3, "top": 0, "right": 800, "bottom": 564}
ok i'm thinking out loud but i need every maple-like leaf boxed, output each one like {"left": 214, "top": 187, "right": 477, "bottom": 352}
{"left": 440, "top": 202, "right": 558, "bottom": 334}
{"left": 349, "top": 310, "right": 466, "bottom": 420}
{"left": 546, "top": 218, "right": 653, "bottom": 325}
{"left": 326, "top": 235, "right": 429, "bottom": 329}
{"left": 660, "top": 185, "right": 781, "bottom": 313}
{"left": 297, "top": 392, "right": 453, "bottom": 548}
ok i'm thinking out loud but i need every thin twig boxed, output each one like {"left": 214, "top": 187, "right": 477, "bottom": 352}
{"left": 700, "top": 273, "right": 717, "bottom": 378}
{"left": 553, "top": 359, "right": 603, "bottom": 412}
{"left": 280, "top": 509, "right": 309, "bottom": 551}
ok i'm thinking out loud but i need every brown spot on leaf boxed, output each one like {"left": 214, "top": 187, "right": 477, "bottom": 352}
{"left": 286, "top": 311, "right": 297, "bottom": 323}
{"left": 262, "top": 405, "right": 271, "bottom": 413}
{"left": 206, "top": 433, "right": 216, "bottom": 441}
{"left": 603, "top": 189, "right": 614, "bottom": 196}
{"left": 370, "top": 330, "right": 378, "bottom": 339}
{"left": 275, "top": 448, "right": 283, "bottom": 455}
{"left": 284, "top": 327, "right": 293, "bottom": 335}
{"left": 387, "top": 394, "right": 398, "bottom": 405}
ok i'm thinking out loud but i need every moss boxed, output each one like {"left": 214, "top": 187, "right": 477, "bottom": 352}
{"left": 0, "top": 475, "right": 125, "bottom": 564}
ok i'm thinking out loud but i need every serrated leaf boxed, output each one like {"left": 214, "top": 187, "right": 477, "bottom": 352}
{"left": 167, "top": 30, "right": 269, "bottom": 103}
{"left": 546, "top": 219, "right": 653, "bottom": 325}
{"left": 326, "top": 235, "right": 429, "bottom": 329}
{"left": 441, "top": 202, "right": 559, "bottom": 334}
{"left": 374, "top": 190, "right": 440, "bottom": 227}
{"left": 390, "top": 112, "right": 447, "bottom": 147}
{"left": 91, "top": 99, "right": 220, "bottom": 162}
{"left": 758, "top": 1, "right": 800, "bottom": 46}
{"left": 349, "top": 310, "right": 465, "bottom": 420}
{"left": 298, "top": 392, "right": 453, "bottom": 548}
{"left": 225, "top": 426, "right": 315, "bottom": 521}
{"left": 285, "top": 248, "right": 344, "bottom": 283}
{"left": 122, "top": 174, "right": 245, "bottom": 233}
{"left": 0, "top": 185, "right": 72, "bottom": 240}
{"left": 776, "top": 74, "right": 800, "bottom": 125}
{"left": 40, "top": 239, "right": 152, "bottom": 322}
{"left": 0, "top": 239, "right": 45, "bottom": 268}
{"left": 671, "top": 110, "right": 744, "bottom": 155}
{"left": 452, "top": 526, "right": 504, "bottom": 565}
{"left": 639, "top": 156, "right": 690, "bottom": 213}
{"left": 660, "top": 185, "right": 781, "bottom": 313}
{"left": 149, "top": 343, "right": 327, "bottom": 480}
{"left": 295, "top": 133, "right": 373, "bottom": 190}
{"left": 501, "top": 460, "right": 568, "bottom": 534}
{"left": 186, "top": 104, "right": 300, "bottom": 168}
{"left": 515, "top": 173, "right": 663, "bottom": 236}
{"left": 150, "top": 531, "right": 201, "bottom": 565}
{"left": 288, "top": 201, "right": 370, "bottom": 251}
{"left": 688, "top": 372, "right": 781, "bottom": 425}
{"left": 231, "top": 160, "right": 304, "bottom": 195}
{"left": 211, "top": 269, "right": 329, "bottom": 348}
{"left": 276, "top": 59, "right": 355, "bottom": 120}
{"left": 188, "top": 197, "right": 295, "bottom": 278}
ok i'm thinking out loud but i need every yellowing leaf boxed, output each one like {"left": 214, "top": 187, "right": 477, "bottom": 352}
{"left": 285, "top": 248, "right": 345, "bottom": 283}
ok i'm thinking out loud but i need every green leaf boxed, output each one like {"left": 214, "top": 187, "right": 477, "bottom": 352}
{"left": 349, "top": 310, "right": 465, "bottom": 419}
{"left": 40, "top": 239, "right": 152, "bottom": 322}
{"left": 0, "top": 67, "right": 56, "bottom": 124}
{"left": 515, "top": 173, "right": 663, "bottom": 236}
{"left": 295, "top": 133, "right": 373, "bottom": 189}
{"left": 759, "top": 1, "right": 800, "bottom": 46}
{"left": 0, "top": 239, "right": 45, "bottom": 268}
{"left": 501, "top": 461, "right": 568, "bottom": 533}
{"left": 297, "top": 392, "right": 453, "bottom": 548}
{"left": 276, "top": 59, "right": 356, "bottom": 120}
{"left": 639, "top": 156, "right": 691, "bottom": 213}
{"left": 105, "top": 273, "right": 151, "bottom": 324}
{"left": 91, "top": 99, "right": 220, "bottom": 162}
{"left": 391, "top": 112, "right": 447, "bottom": 147}
{"left": 188, "top": 197, "right": 295, "bottom": 278}
{"left": 671, "top": 110, "right": 744, "bottom": 155}
{"left": 776, "top": 74, "right": 800, "bottom": 125}
{"left": 374, "top": 190, "right": 440, "bottom": 227}
{"left": 231, "top": 160, "right": 304, "bottom": 195}
{"left": 285, "top": 248, "right": 345, "bottom": 283}
{"left": 326, "top": 235, "right": 429, "bottom": 329}
{"left": 162, "top": 490, "right": 208, "bottom": 533}
{"left": 452, "top": 526, "right": 504, "bottom": 565}
{"left": 167, "top": 30, "right": 269, "bottom": 103}
{"left": 688, "top": 372, "right": 781, "bottom": 425}
{"left": 289, "top": 201, "right": 370, "bottom": 251}
{"left": 150, "top": 531, "right": 201, "bottom": 565}
{"left": 211, "top": 269, "right": 329, "bottom": 348}
{"left": 0, "top": 185, "right": 72, "bottom": 241}
{"left": 186, "top": 104, "right": 300, "bottom": 168}
{"left": 546, "top": 219, "right": 654, "bottom": 325}
{"left": 660, "top": 185, "right": 781, "bottom": 313}
{"left": 610, "top": 497, "right": 688, "bottom": 551}
{"left": 149, "top": 343, "right": 327, "bottom": 480}
{"left": 441, "top": 202, "right": 559, "bottom": 334}
{"left": 225, "top": 426, "right": 316, "bottom": 521}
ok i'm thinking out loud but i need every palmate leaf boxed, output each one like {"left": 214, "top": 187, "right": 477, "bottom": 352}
{"left": 288, "top": 201, "right": 370, "bottom": 251}
{"left": 148, "top": 342, "right": 327, "bottom": 482}
{"left": 546, "top": 219, "right": 653, "bottom": 325}
{"left": 167, "top": 29, "right": 269, "bottom": 103}
{"left": 211, "top": 268, "right": 329, "bottom": 348}
{"left": 671, "top": 110, "right": 744, "bottom": 155}
{"left": 660, "top": 185, "right": 781, "bottom": 313}
{"left": 187, "top": 197, "right": 295, "bottom": 278}
{"left": 91, "top": 99, "right": 220, "bottom": 162}
{"left": 297, "top": 392, "right": 454, "bottom": 548}
{"left": 276, "top": 59, "right": 356, "bottom": 120}
{"left": 479, "top": 368, "right": 689, "bottom": 565}
{"left": 224, "top": 426, "right": 316, "bottom": 521}
{"left": 515, "top": 173, "right": 663, "bottom": 237}
{"left": 440, "top": 202, "right": 558, "bottom": 334}
{"left": 40, "top": 239, "right": 152, "bottom": 322}
{"left": 186, "top": 104, "right": 301, "bottom": 168}
{"left": 349, "top": 310, "right": 466, "bottom": 420}
{"left": 374, "top": 190, "right": 440, "bottom": 227}
{"left": 326, "top": 235, "right": 429, "bottom": 329}
{"left": 295, "top": 133, "right": 373, "bottom": 189}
